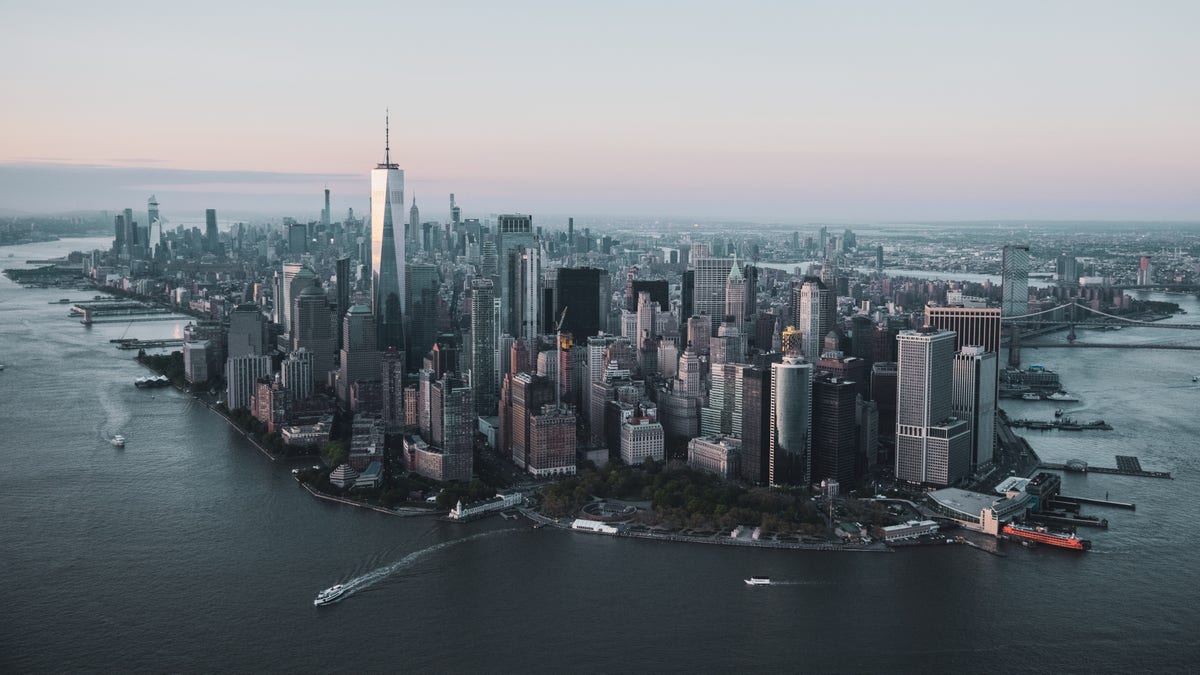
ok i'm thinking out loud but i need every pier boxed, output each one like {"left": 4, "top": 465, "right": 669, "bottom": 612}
{"left": 1027, "top": 513, "right": 1109, "bottom": 529}
{"left": 1057, "top": 495, "right": 1136, "bottom": 511}
{"left": 1009, "top": 418, "right": 1113, "bottom": 431}
{"left": 113, "top": 339, "right": 185, "bottom": 350}
{"left": 1039, "top": 455, "right": 1172, "bottom": 479}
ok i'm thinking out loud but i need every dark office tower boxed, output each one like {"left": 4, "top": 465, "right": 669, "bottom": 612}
{"left": 431, "top": 334, "right": 460, "bottom": 378}
{"left": 876, "top": 245, "right": 884, "bottom": 274}
{"left": 870, "top": 361, "right": 898, "bottom": 441}
{"left": 381, "top": 348, "right": 405, "bottom": 430}
{"left": 567, "top": 217, "right": 574, "bottom": 249}
{"left": 405, "top": 263, "right": 439, "bottom": 371}
{"left": 812, "top": 374, "right": 858, "bottom": 487}
{"left": 288, "top": 223, "right": 307, "bottom": 257}
{"left": 743, "top": 264, "right": 759, "bottom": 323}
{"left": 450, "top": 193, "right": 461, "bottom": 225}
{"left": 627, "top": 279, "right": 669, "bottom": 312}
{"left": 740, "top": 366, "right": 772, "bottom": 485}
{"left": 850, "top": 315, "right": 874, "bottom": 362}
{"left": 322, "top": 188, "right": 331, "bottom": 227}
{"left": 113, "top": 214, "right": 125, "bottom": 254}
{"left": 792, "top": 231, "right": 799, "bottom": 251}
{"left": 818, "top": 226, "right": 827, "bottom": 252}
{"left": 293, "top": 285, "right": 336, "bottom": 388}
{"left": 471, "top": 278, "right": 498, "bottom": 416}
{"left": 556, "top": 267, "right": 605, "bottom": 339}
{"left": 123, "top": 207, "right": 135, "bottom": 253}
{"left": 335, "top": 257, "right": 351, "bottom": 349}
{"left": 408, "top": 195, "right": 420, "bottom": 252}
{"left": 205, "top": 209, "right": 218, "bottom": 253}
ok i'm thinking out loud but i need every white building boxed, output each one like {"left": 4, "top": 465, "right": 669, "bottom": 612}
{"left": 281, "top": 348, "right": 314, "bottom": 401}
{"left": 620, "top": 417, "right": 664, "bottom": 465}
{"left": 881, "top": 520, "right": 939, "bottom": 542}
{"left": 688, "top": 436, "right": 740, "bottom": 478}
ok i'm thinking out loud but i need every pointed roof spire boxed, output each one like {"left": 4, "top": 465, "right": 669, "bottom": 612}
{"left": 727, "top": 255, "right": 743, "bottom": 282}
{"left": 385, "top": 108, "right": 391, "bottom": 165}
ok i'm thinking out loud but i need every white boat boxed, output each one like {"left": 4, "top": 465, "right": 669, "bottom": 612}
{"left": 1021, "top": 393, "right": 1041, "bottom": 401}
{"left": 745, "top": 576, "right": 771, "bottom": 586}
{"left": 1046, "top": 391, "right": 1079, "bottom": 402}
{"left": 110, "top": 435, "right": 126, "bottom": 448}
{"left": 314, "top": 584, "right": 347, "bottom": 607}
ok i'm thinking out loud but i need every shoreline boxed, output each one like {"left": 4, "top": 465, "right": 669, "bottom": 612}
{"left": 518, "top": 508, "right": 892, "bottom": 553}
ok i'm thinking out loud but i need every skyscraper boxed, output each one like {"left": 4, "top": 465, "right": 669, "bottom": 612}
{"left": 227, "top": 304, "right": 268, "bottom": 359}
{"left": 952, "top": 346, "right": 998, "bottom": 472}
{"left": 497, "top": 214, "right": 535, "bottom": 336}
{"left": 740, "top": 365, "right": 772, "bottom": 485}
{"left": 527, "top": 405, "right": 577, "bottom": 477}
{"left": 292, "top": 285, "right": 335, "bottom": 389}
{"left": 1056, "top": 254, "right": 1079, "bottom": 287}
{"left": 322, "top": 188, "right": 331, "bottom": 227}
{"left": 470, "top": 278, "right": 498, "bottom": 416}
{"left": 511, "top": 244, "right": 541, "bottom": 346}
{"left": 370, "top": 117, "right": 406, "bottom": 351}
{"left": 770, "top": 356, "right": 813, "bottom": 486}
{"left": 405, "top": 263, "right": 439, "bottom": 369}
{"left": 895, "top": 328, "right": 970, "bottom": 486}
{"left": 381, "top": 348, "right": 405, "bottom": 430}
{"left": 147, "top": 195, "right": 160, "bottom": 246}
{"left": 794, "top": 276, "right": 832, "bottom": 360}
{"left": 724, "top": 258, "right": 747, "bottom": 336}
{"left": 924, "top": 305, "right": 1002, "bottom": 355}
{"left": 691, "top": 257, "right": 734, "bottom": 335}
{"left": 226, "top": 354, "right": 272, "bottom": 411}
{"left": 282, "top": 348, "right": 314, "bottom": 401}
{"left": 205, "top": 209, "right": 218, "bottom": 254}
{"left": 339, "top": 305, "right": 381, "bottom": 403}
{"left": 1001, "top": 244, "right": 1030, "bottom": 318}
{"left": 335, "top": 257, "right": 351, "bottom": 349}
{"left": 555, "top": 267, "right": 609, "bottom": 340}
{"left": 409, "top": 195, "right": 420, "bottom": 253}
{"left": 812, "top": 374, "right": 858, "bottom": 487}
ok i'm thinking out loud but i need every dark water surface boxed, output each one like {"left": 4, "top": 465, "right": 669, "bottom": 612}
{"left": 2, "top": 238, "right": 1199, "bottom": 673}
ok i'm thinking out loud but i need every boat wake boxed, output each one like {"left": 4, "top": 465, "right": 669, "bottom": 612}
{"left": 316, "top": 528, "right": 520, "bottom": 606}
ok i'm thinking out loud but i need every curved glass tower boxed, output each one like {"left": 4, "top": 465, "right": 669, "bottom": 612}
{"left": 370, "top": 124, "right": 405, "bottom": 351}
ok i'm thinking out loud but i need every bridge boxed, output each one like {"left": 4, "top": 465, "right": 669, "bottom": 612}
{"left": 1001, "top": 301, "right": 1200, "bottom": 358}
{"left": 1002, "top": 302, "right": 1200, "bottom": 331}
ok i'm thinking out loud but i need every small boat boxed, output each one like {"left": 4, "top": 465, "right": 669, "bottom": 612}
{"left": 745, "top": 576, "right": 771, "bottom": 586}
{"left": 0, "top": 364, "right": 5, "bottom": 371}
{"left": 1054, "top": 408, "right": 1064, "bottom": 417}
{"left": 1046, "top": 391, "right": 1079, "bottom": 402}
{"left": 314, "top": 584, "right": 347, "bottom": 607}
{"left": 110, "top": 435, "right": 126, "bottom": 448}
{"left": 1022, "top": 393, "right": 1041, "bottom": 401}
{"left": 1193, "top": 376, "right": 1198, "bottom": 382}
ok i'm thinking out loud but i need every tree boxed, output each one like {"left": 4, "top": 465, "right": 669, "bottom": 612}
{"left": 322, "top": 440, "right": 348, "bottom": 467}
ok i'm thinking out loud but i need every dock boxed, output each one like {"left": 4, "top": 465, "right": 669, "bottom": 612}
{"left": 113, "top": 339, "right": 185, "bottom": 350}
{"left": 1039, "top": 455, "right": 1172, "bottom": 479}
{"left": 1057, "top": 495, "right": 1136, "bottom": 511}
{"left": 1010, "top": 418, "right": 1113, "bottom": 431}
{"left": 1027, "top": 513, "right": 1109, "bottom": 529}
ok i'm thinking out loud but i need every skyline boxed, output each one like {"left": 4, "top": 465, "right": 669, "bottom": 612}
{"left": 3, "top": 2, "right": 1200, "bottom": 220}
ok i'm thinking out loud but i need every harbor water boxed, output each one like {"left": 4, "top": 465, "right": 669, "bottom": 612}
{"left": 2, "top": 238, "right": 1199, "bottom": 672}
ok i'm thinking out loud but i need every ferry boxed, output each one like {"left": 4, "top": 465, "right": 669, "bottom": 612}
{"left": 1046, "top": 391, "right": 1080, "bottom": 402}
{"left": 1002, "top": 523, "right": 1090, "bottom": 551}
{"left": 314, "top": 584, "right": 347, "bottom": 607}
{"left": 110, "top": 435, "right": 126, "bottom": 448}
{"left": 1021, "top": 393, "right": 1041, "bottom": 401}
{"left": 1054, "top": 408, "right": 1064, "bottom": 417}
{"left": 745, "top": 576, "right": 771, "bottom": 586}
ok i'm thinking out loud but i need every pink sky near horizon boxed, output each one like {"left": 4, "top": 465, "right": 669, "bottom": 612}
{"left": 2, "top": 2, "right": 1198, "bottom": 219}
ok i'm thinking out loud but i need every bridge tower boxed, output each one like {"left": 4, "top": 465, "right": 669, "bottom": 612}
{"left": 1007, "top": 324, "right": 1021, "bottom": 368}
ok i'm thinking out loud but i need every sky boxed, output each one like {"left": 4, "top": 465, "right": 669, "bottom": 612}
{"left": 1, "top": 1, "right": 1199, "bottom": 222}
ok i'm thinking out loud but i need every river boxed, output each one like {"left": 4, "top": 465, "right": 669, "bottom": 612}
{"left": 1, "top": 238, "right": 1198, "bottom": 672}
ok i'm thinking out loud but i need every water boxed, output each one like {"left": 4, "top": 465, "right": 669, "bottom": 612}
{"left": 3, "top": 238, "right": 1199, "bottom": 672}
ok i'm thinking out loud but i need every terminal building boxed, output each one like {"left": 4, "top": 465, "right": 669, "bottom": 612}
{"left": 926, "top": 485, "right": 1032, "bottom": 534}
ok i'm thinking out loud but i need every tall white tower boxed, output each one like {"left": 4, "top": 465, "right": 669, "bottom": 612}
{"left": 370, "top": 112, "right": 406, "bottom": 350}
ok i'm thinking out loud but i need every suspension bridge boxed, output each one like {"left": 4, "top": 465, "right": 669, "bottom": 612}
{"left": 1001, "top": 302, "right": 1200, "bottom": 352}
